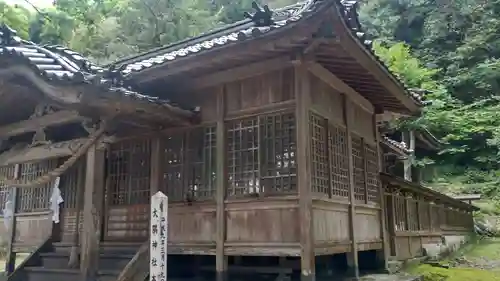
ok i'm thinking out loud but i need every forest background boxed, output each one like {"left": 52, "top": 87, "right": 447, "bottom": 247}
{"left": 2, "top": 0, "right": 500, "bottom": 211}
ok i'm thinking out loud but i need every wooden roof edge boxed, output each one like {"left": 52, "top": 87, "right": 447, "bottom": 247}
{"left": 452, "top": 194, "right": 482, "bottom": 201}
{"left": 415, "top": 128, "right": 443, "bottom": 151}
{"left": 380, "top": 173, "right": 480, "bottom": 211}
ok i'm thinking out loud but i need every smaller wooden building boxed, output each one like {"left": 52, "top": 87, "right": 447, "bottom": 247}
{"left": 380, "top": 127, "right": 478, "bottom": 260}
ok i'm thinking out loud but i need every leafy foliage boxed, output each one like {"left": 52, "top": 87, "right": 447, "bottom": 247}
{"left": 362, "top": 0, "right": 500, "bottom": 198}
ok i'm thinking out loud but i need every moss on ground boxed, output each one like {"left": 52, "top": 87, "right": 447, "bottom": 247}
{"left": 406, "top": 237, "right": 500, "bottom": 281}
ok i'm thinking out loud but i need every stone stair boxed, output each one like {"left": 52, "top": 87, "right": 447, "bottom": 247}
{"left": 14, "top": 242, "right": 141, "bottom": 281}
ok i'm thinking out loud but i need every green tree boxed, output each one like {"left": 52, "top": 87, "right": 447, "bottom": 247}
{"left": 0, "top": 1, "right": 31, "bottom": 39}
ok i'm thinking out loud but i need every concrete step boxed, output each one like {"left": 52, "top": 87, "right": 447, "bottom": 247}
{"left": 22, "top": 267, "right": 80, "bottom": 281}
{"left": 40, "top": 251, "right": 134, "bottom": 270}
{"left": 23, "top": 267, "right": 122, "bottom": 281}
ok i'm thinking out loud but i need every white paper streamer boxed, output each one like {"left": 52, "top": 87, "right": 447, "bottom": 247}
{"left": 2, "top": 188, "right": 13, "bottom": 229}
{"left": 50, "top": 177, "right": 64, "bottom": 224}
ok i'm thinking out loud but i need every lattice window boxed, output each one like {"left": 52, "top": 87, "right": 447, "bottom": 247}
{"left": 60, "top": 159, "right": 85, "bottom": 209}
{"left": 407, "top": 197, "right": 419, "bottom": 231}
{"left": 394, "top": 193, "right": 407, "bottom": 231}
{"left": 419, "top": 201, "right": 430, "bottom": 231}
{"left": 108, "top": 139, "right": 151, "bottom": 206}
{"left": 260, "top": 113, "right": 297, "bottom": 193}
{"left": 0, "top": 165, "right": 15, "bottom": 211}
{"left": 227, "top": 118, "right": 260, "bottom": 196}
{"left": 17, "top": 159, "right": 59, "bottom": 212}
{"left": 310, "top": 113, "right": 329, "bottom": 195}
{"left": 227, "top": 112, "right": 297, "bottom": 196}
{"left": 351, "top": 135, "right": 366, "bottom": 201}
{"left": 328, "top": 124, "right": 349, "bottom": 198}
{"left": 186, "top": 127, "right": 217, "bottom": 199}
{"left": 162, "top": 126, "right": 217, "bottom": 201}
{"left": 365, "top": 143, "right": 379, "bottom": 202}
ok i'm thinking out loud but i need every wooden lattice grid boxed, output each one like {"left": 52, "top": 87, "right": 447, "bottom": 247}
{"left": 161, "top": 126, "right": 217, "bottom": 201}
{"left": 430, "top": 204, "right": 441, "bottom": 231}
{"left": 17, "top": 159, "right": 59, "bottom": 212}
{"left": 393, "top": 192, "right": 407, "bottom": 231}
{"left": 364, "top": 143, "right": 379, "bottom": 202}
{"left": 0, "top": 165, "right": 15, "bottom": 210}
{"left": 418, "top": 201, "right": 431, "bottom": 231}
{"left": 108, "top": 138, "right": 151, "bottom": 206}
{"left": 309, "top": 113, "right": 329, "bottom": 195}
{"left": 59, "top": 158, "right": 85, "bottom": 209}
{"left": 351, "top": 134, "right": 366, "bottom": 201}
{"left": 260, "top": 112, "right": 297, "bottom": 193}
{"left": 227, "top": 112, "right": 297, "bottom": 196}
{"left": 328, "top": 124, "right": 349, "bottom": 198}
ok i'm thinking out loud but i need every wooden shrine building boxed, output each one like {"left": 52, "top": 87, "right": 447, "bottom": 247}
{"left": 0, "top": 1, "right": 477, "bottom": 281}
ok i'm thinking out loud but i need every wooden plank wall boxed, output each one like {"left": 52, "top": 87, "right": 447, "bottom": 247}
{"left": 104, "top": 67, "right": 300, "bottom": 256}
{"left": 384, "top": 185, "right": 474, "bottom": 260}
{"left": 308, "top": 73, "right": 383, "bottom": 254}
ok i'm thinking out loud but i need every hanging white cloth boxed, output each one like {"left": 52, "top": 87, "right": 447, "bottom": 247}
{"left": 2, "top": 188, "right": 14, "bottom": 229}
{"left": 50, "top": 177, "right": 64, "bottom": 224}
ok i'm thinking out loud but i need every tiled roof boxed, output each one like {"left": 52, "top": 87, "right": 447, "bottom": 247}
{"left": 0, "top": 24, "right": 194, "bottom": 113}
{"left": 110, "top": 0, "right": 425, "bottom": 106}
{"left": 110, "top": 0, "right": 321, "bottom": 75}
{"left": 382, "top": 136, "right": 412, "bottom": 154}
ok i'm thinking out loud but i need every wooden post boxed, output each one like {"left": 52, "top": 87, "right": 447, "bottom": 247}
{"left": 69, "top": 161, "right": 86, "bottom": 268}
{"left": 150, "top": 136, "right": 162, "bottom": 194}
{"left": 344, "top": 96, "right": 359, "bottom": 279}
{"left": 215, "top": 85, "right": 227, "bottom": 281}
{"left": 4, "top": 164, "right": 20, "bottom": 274}
{"left": 80, "top": 144, "right": 105, "bottom": 281}
{"left": 150, "top": 191, "right": 168, "bottom": 281}
{"left": 295, "top": 63, "right": 314, "bottom": 281}
{"left": 402, "top": 131, "right": 415, "bottom": 182}
{"left": 374, "top": 114, "right": 389, "bottom": 270}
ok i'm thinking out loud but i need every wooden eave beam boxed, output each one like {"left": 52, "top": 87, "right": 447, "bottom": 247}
{"left": 184, "top": 55, "right": 294, "bottom": 90}
{"left": 379, "top": 173, "right": 479, "bottom": 211}
{"left": 306, "top": 61, "right": 374, "bottom": 113}
{"left": 0, "top": 110, "right": 86, "bottom": 138}
{"left": 128, "top": 15, "right": 327, "bottom": 84}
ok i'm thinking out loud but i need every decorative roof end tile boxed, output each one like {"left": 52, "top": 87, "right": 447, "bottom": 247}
{"left": 244, "top": 2, "right": 275, "bottom": 27}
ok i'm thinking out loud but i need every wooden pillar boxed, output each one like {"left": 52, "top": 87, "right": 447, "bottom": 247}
{"left": 150, "top": 136, "right": 163, "bottom": 194}
{"left": 374, "top": 114, "right": 389, "bottom": 270}
{"left": 402, "top": 131, "right": 415, "bottom": 182}
{"left": 343, "top": 96, "right": 358, "bottom": 278}
{"left": 80, "top": 144, "right": 105, "bottom": 281}
{"left": 4, "top": 164, "right": 20, "bottom": 274}
{"left": 215, "top": 86, "right": 227, "bottom": 281}
{"left": 295, "top": 63, "right": 314, "bottom": 281}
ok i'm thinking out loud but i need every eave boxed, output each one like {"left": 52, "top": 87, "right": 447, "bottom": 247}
{"left": 380, "top": 173, "right": 479, "bottom": 212}
{"left": 0, "top": 27, "right": 198, "bottom": 127}
{"left": 109, "top": 0, "right": 422, "bottom": 114}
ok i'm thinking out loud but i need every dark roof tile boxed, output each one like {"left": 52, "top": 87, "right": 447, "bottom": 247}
{"left": 110, "top": 0, "right": 424, "bottom": 106}
{"left": 0, "top": 24, "right": 195, "bottom": 114}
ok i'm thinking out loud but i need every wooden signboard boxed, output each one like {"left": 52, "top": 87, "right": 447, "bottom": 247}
{"left": 150, "top": 191, "right": 168, "bottom": 281}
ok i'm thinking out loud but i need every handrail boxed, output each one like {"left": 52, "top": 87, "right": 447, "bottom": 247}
{"left": 7, "top": 236, "right": 52, "bottom": 281}
{"left": 116, "top": 241, "right": 149, "bottom": 281}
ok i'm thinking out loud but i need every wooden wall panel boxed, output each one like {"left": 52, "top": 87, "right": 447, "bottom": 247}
{"left": 224, "top": 67, "right": 294, "bottom": 113}
{"left": 225, "top": 198, "right": 300, "bottom": 243}
{"left": 60, "top": 209, "right": 83, "bottom": 242}
{"left": 105, "top": 205, "right": 149, "bottom": 241}
{"left": 350, "top": 101, "right": 375, "bottom": 144}
{"left": 312, "top": 202, "right": 350, "bottom": 243}
{"left": 13, "top": 212, "right": 52, "bottom": 251}
{"left": 310, "top": 74, "right": 344, "bottom": 124}
{"left": 354, "top": 207, "right": 381, "bottom": 242}
{"left": 169, "top": 203, "right": 216, "bottom": 243}
{"left": 0, "top": 217, "right": 7, "bottom": 245}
